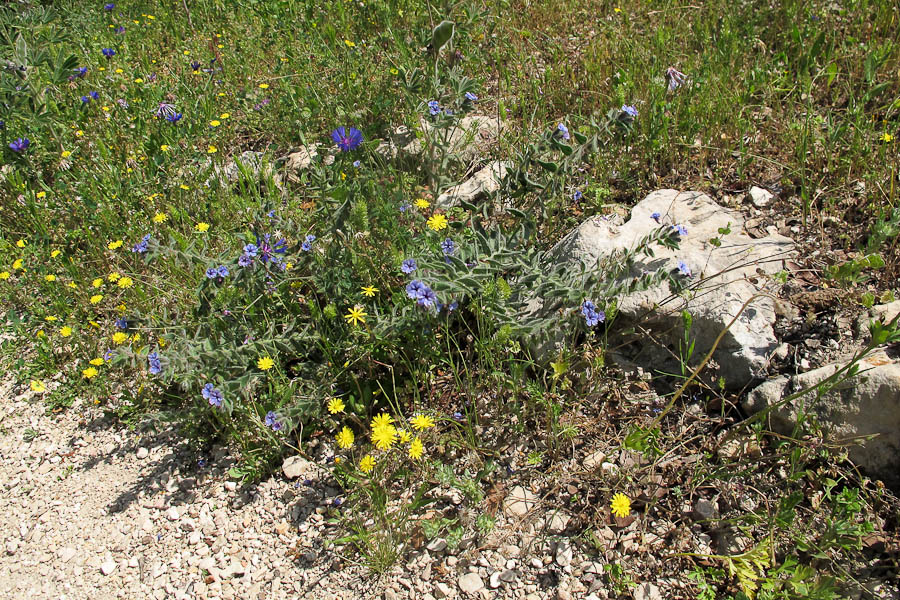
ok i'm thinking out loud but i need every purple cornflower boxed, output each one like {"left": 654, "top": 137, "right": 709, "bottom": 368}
{"left": 148, "top": 352, "right": 162, "bottom": 375}
{"left": 115, "top": 317, "right": 128, "bottom": 329}
{"left": 166, "top": 112, "right": 183, "bottom": 124}
{"left": 74, "top": 66, "right": 88, "bottom": 78}
{"left": 255, "top": 234, "right": 287, "bottom": 263}
{"left": 573, "top": 191, "right": 583, "bottom": 201}
{"left": 81, "top": 95, "right": 91, "bottom": 104}
{"left": 132, "top": 233, "right": 151, "bottom": 253}
{"left": 9, "top": 138, "right": 29, "bottom": 153}
{"left": 154, "top": 102, "right": 176, "bottom": 119}
{"left": 401, "top": 258, "right": 417, "bottom": 274}
{"left": 243, "top": 243, "right": 259, "bottom": 257}
{"left": 650, "top": 212, "right": 661, "bottom": 223}
{"left": 114, "top": 26, "right": 125, "bottom": 34}
{"left": 101, "top": 48, "right": 116, "bottom": 58}
{"left": 464, "top": 92, "right": 478, "bottom": 102}
{"left": 104, "top": 3, "right": 115, "bottom": 10}
{"left": 441, "top": 239, "right": 456, "bottom": 255}
{"left": 264, "top": 411, "right": 283, "bottom": 431}
{"left": 89, "top": 91, "right": 99, "bottom": 100}
{"left": 331, "top": 126, "right": 363, "bottom": 152}
{"left": 556, "top": 123, "right": 570, "bottom": 140}
{"left": 202, "top": 383, "right": 223, "bottom": 408}
{"left": 190, "top": 61, "right": 201, "bottom": 72}
{"left": 665, "top": 67, "right": 687, "bottom": 92}
{"left": 238, "top": 253, "right": 253, "bottom": 267}
{"left": 673, "top": 223, "right": 688, "bottom": 236}
{"left": 427, "top": 100, "right": 441, "bottom": 115}
{"left": 677, "top": 261, "right": 692, "bottom": 277}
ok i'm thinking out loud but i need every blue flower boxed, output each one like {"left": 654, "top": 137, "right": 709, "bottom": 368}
{"left": 352, "top": 160, "right": 360, "bottom": 168}
{"left": 101, "top": 48, "right": 116, "bottom": 58}
{"left": 74, "top": 66, "right": 88, "bottom": 78}
{"left": 8, "top": 138, "right": 30, "bottom": 153}
{"left": 165, "top": 112, "right": 183, "bottom": 124}
{"left": 255, "top": 234, "right": 287, "bottom": 262}
{"left": 441, "top": 238, "right": 456, "bottom": 255}
{"left": 216, "top": 265, "right": 229, "bottom": 278}
{"left": 665, "top": 67, "right": 687, "bottom": 92}
{"left": 330, "top": 126, "right": 363, "bottom": 151}
{"left": 673, "top": 223, "right": 688, "bottom": 236}
{"left": 399, "top": 203, "right": 410, "bottom": 213}
{"left": 190, "top": 61, "right": 201, "bottom": 72}
{"left": 406, "top": 280, "right": 426, "bottom": 300}
{"left": 114, "top": 25, "right": 125, "bottom": 34}
{"left": 132, "top": 233, "right": 151, "bottom": 254}
{"left": 464, "top": 92, "right": 478, "bottom": 102}
{"left": 104, "top": 3, "right": 115, "bottom": 10}
{"left": 238, "top": 254, "right": 253, "bottom": 267}
{"left": 401, "top": 258, "right": 417, "bottom": 274}
{"left": 264, "top": 411, "right": 282, "bottom": 431}
{"left": 115, "top": 317, "right": 128, "bottom": 329}
{"left": 148, "top": 352, "right": 162, "bottom": 375}
{"left": 447, "top": 300, "right": 459, "bottom": 312}
{"left": 205, "top": 267, "right": 218, "bottom": 279}
{"left": 677, "top": 261, "right": 692, "bottom": 277}
{"left": 81, "top": 96, "right": 91, "bottom": 104}
{"left": 202, "top": 383, "right": 223, "bottom": 408}
{"left": 573, "top": 191, "right": 583, "bottom": 201}
{"left": 154, "top": 102, "right": 176, "bottom": 119}
{"left": 90, "top": 90, "right": 99, "bottom": 100}
{"left": 301, "top": 241, "right": 311, "bottom": 252}
{"left": 243, "top": 243, "right": 259, "bottom": 257}
{"left": 650, "top": 212, "right": 661, "bottom": 223}
{"left": 581, "top": 300, "right": 605, "bottom": 327}
{"left": 556, "top": 123, "right": 570, "bottom": 140}
{"left": 427, "top": 100, "right": 441, "bottom": 115}
{"left": 621, "top": 104, "right": 638, "bottom": 118}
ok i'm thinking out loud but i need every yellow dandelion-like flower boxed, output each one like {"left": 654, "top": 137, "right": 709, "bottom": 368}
{"left": 92, "top": 278, "right": 103, "bottom": 288}
{"left": 207, "top": 145, "right": 217, "bottom": 154}
{"left": 370, "top": 413, "right": 394, "bottom": 430}
{"left": 414, "top": 198, "right": 430, "bottom": 209}
{"left": 327, "top": 397, "right": 345, "bottom": 414}
{"left": 59, "top": 326, "right": 72, "bottom": 337}
{"left": 426, "top": 214, "right": 448, "bottom": 231}
{"left": 108, "top": 240, "right": 123, "bottom": 250}
{"left": 409, "top": 437, "right": 424, "bottom": 460}
{"left": 210, "top": 120, "right": 221, "bottom": 127}
{"left": 45, "top": 315, "right": 57, "bottom": 322}
{"left": 75, "top": 130, "right": 83, "bottom": 136}
{"left": 36, "top": 330, "right": 45, "bottom": 338}
{"left": 160, "top": 144, "right": 170, "bottom": 152}
{"left": 117, "top": 276, "right": 133, "bottom": 288}
{"left": 359, "top": 454, "right": 375, "bottom": 473}
{"left": 112, "top": 332, "right": 128, "bottom": 344}
{"left": 882, "top": 133, "right": 894, "bottom": 143}
{"left": 89, "top": 320, "right": 100, "bottom": 329}
{"left": 45, "top": 274, "right": 56, "bottom": 282}
{"left": 179, "top": 184, "right": 190, "bottom": 190}
{"left": 371, "top": 423, "right": 397, "bottom": 450}
{"left": 344, "top": 39, "right": 356, "bottom": 48}
{"left": 410, "top": 414, "right": 435, "bottom": 430}
{"left": 16, "top": 239, "right": 25, "bottom": 248}
{"left": 30, "top": 380, "right": 46, "bottom": 393}
{"left": 344, "top": 305, "right": 367, "bottom": 326}
{"left": 610, "top": 493, "right": 631, "bottom": 518}
{"left": 195, "top": 222, "right": 210, "bottom": 232}
{"left": 0, "top": 271, "right": 9, "bottom": 280}
{"left": 12, "top": 259, "right": 23, "bottom": 270}
{"left": 61, "top": 150, "right": 72, "bottom": 158}
{"left": 116, "top": 303, "right": 127, "bottom": 314}
{"left": 258, "top": 83, "right": 269, "bottom": 89}
{"left": 108, "top": 272, "right": 121, "bottom": 282}
{"left": 257, "top": 356, "right": 275, "bottom": 370}
{"left": 360, "top": 285, "right": 379, "bottom": 297}
{"left": 67, "top": 282, "right": 77, "bottom": 289}
{"left": 90, "top": 358, "right": 105, "bottom": 366}
{"left": 153, "top": 212, "right": 168, "bottom": 223}
{"left": 131, "top": 333, "right": 140, "bottom": 342}
{"left": 36, "top": 191, "right": 46, "bottom": 199}
{"left": 82, "top": 367, "right": 99, "bottom": 379}
{"left": 90, "top": 294, "right": 103, "bottom": 305}
{"left": 336, "top": 426, "right": 355, "bottom": 449}
{"left": 397, "top": 428, "right": 412, "bottom": 444}
{"left": 51, "top": 250, "right": 61, "bottom": 258}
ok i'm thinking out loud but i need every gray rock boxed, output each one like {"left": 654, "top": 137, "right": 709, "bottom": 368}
{"left": 583, "top": 450, "right": 606, "bottom": 470}
{"left": 436, "top": 161, "right": 510, "bottom": 209}
{"left": 747, "top": 186, "right": 774, "bottom": 208}
{"left": 434, "top": 581, "right": 456, "bottom": 598}
{"left": 282, "top": 455, "right": 315, "bottom": 480}
{"left": 744, "top": 350, "right": 900, "bottom": 487}
{"left": 634, "top": 582, "right": 662, "bottom": 600}
{"left": 529, "top": 190, "right": 794, "bottom": 388}
{"left": 427, "top": 538, "right": 448, "bottom": 553}
{"left": 281, "top": 144, "right": 334, "bottom": 182}
{"left": 165, "top": 507, "right": 179, "bottom": 521}
{"left": 136, "top": 447, "right": 149, "bottom": 459}
{"left": 458, "top": 573, "right": 484, "bottom": 594}
{"left": 489, "top": 571, "right": 502, "bottom": 589}
{"left": 503, "top": 486, "right": 538, "bottom": 518}
{"left": 555, "top": 541, "right": 573, "bottom": 566}
{"left": 692, "top": 499, "right": 720, "bottom": 522}
{"left": 499, "top": 569, "right": 517, "bottom": 583}
{"left": 5, "top": 540, "right": 17, "bottom": 554}
{"left": 205, "top": 151, "right": 282, "bottom": 189}
{"left": 546, "top": 510, "right": 570, "bottom": 534}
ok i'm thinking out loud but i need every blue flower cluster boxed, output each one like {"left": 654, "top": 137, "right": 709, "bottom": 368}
{"left": 440, "top": 238, "right": 456, "bottom": 256}
{"left": 101, "top": 48, "right": 116, "bottom": 58}
{"left": 331, "top": 126, "right": 363, "bottom": 152}
{"left": 205, "top": 265, "right": 229, "bottom": 279}
{"left": 556, "top": 123, "right": 570, "bottom": 141}
{"left": 300, "top": 234, "right": 315, "bottom": 252}
{"left": 148, "top": 351, "right": 162, "bottom": 375}
{"left": 9, "top": 138, "right": 29, "bottom": 153}
{"left": 401, "top": 258, "right": 417, "bottom": 274}
{"left": 202, "top": 383, "right": 223, "bottom": 408}
{"left": 264, "top": 411, "right": 283, "bottom": 431}
{"left": 115, "top": 317, "right": 128, "bottom": 329}
{"left": 239, "top": 234, "right": 287, "bottom": 268}
{"left": 132, "top": 233, "right": 151, "bottom": 254}
{"left": 406, "top": 280, "right": 438, "bottom": 308}
{"left": 581, "top": 300, "right": 605, "bottom": 327}
{"left": 81, "top": 91, "right": 100, "bottom": 104}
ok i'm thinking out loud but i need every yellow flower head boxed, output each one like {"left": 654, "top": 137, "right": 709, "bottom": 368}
{"left": 371, "top": 423, "right": 397, "bottom": 450}
{"left": 117, "top": 276, "right": 133, "bottom": 288}
{"left": 82, "top": 367, "right": 99, "bottom": 379}
{"left": 67, "top": 282, "right": 77, "bottom": 290}
{"left": 153, "top": 212, "right": 168, "bottom": 223}
{"left": 397, "top": 428, "right": 412, "bottom": 444}
{"left": 344, "top": 305, "right": 367, "bottom": 326}
{"left": 359, "top": 454, "right": 376, "bottom": 473}
{"left": 258, "top": 83, "right": 269, "bottom": 89}
{"left": 108, "top": 240, "right": 124, "bottom": 250}
{"left": 360, "top": 285, "right": 379, "bottom": 297}
{"left": 881, "top": 133, "right": 894, "bottom": 143}
{"left": 336, "top": 426, "right": 355, "bottom": 449}
{"left": 180, "top": 184, "right": 190, "bottom": 190}
{"left": 410, "top": 414, "right": 435, "bottom": 430}
{"left": 220, "top": 112, "right": 230, "bottom": 119}
{"left": 210, "top": 120, "right": 221, "bottom": 127}
{"left": 108, "top": 272, "right": 120, "bottom": 282}
{"left": 370, "top": 413, "right": 394, "bottom": 430}
{"left": 61, "top": 150, "right": 72, "bottom": 158}
{"left": 36, "top": 329, "right": 45, "bottom": 338}
{"left": 257, "top": 356, "right": 275, "bottom": 370}
{"left": 610, "top": 493, "right": 631, "bottom": 518}
{"left": 327, "top": 397, "right": 345, "bottom": 414}
{"left": 30, "top": 380, "right": 46, "bottom": 393}
{"left": 426, "top": 213, "right": 449, "bottom": 231}
{"left": 195, "top": 222, "right": 210, "bottom": 232}
{"left": 112, "top": 332, "right": 128, "bottom": 344}
{"left": 36, "top": 191, "right": 46, "bottom": 199}
{"left": 90, "top": 358, "right": 105, "bottom": 366}
{"left": 207, "top": 145, "right": 217, "bottom": 154}
{"left": 45, "top": 274, "right": 56, "bottom": 282}
{"left": 51, "top": 250, "right": 61, "bottom": 258}
{"left": 59, "top": 326, "right": 72, "bottom": 337}
{"left": 45, "top": 315, "right": 57, "bottom": 322}
{"left": 414, "top": 198, "right": 430, "bottom": 209}
{"left": 16, "top": 239, "right": 26, "bottom": 248}
{"left": 12, "top": 259, "right": 23, "bottom": 270}
{"left": 92, "top": 278, "right": 103, "bottom": 288}
{"left": 0, "top": 271, "right": 9, "bottom": 280}
{"left": 90, "top": 294, "right": 103, "bottom": 305}
{"left": 409, "top": 437, "right": 424, "bottom": 460}
{"left": 160, "top": 144, "right": 170, "bottom": 152}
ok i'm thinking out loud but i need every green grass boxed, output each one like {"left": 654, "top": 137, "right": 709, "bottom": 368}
{"left": 1, "top": 0, "right": 899, "bottom": 594}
